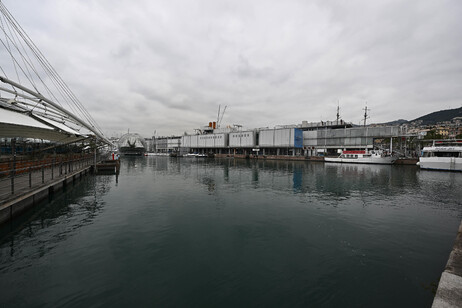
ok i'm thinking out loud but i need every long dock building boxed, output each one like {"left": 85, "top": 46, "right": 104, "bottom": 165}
{"left": 173, "top": 120, "right": 413, "bottom": 158}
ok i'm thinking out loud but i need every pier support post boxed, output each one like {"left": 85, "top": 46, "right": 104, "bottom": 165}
{"left": 10, "top": 138, "right": 16, "bottom": 195}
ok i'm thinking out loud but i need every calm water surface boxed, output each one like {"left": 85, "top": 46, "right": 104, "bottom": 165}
{"left": 1, "top": 157, "right": 462, "bottom": 307}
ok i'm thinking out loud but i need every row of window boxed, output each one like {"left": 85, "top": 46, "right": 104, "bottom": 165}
{"left": 199, "top": 136, "right": 223, "bottom": 140}
{"left": 193, "top": 134, "right": 253, "bottom": 140}
{"left": 344, "top": 154, "right": 358, "bottom": 158}
{"left": 423, "top": 152, "right": 461, "bottom": 157}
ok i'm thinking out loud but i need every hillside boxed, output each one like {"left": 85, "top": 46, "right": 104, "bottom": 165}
{"left": 381, "top": 107, "right": 462, "bottom": 126}
{"left": 410, "top": 107, "right": 462, "bottom": 125}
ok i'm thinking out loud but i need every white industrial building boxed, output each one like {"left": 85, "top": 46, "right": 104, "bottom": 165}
{"left": 258, "top": 128, "right": 304, "bottom": 156}
{"left": 303, "top": 126, "right": 401, "bottom": 156}
{"left": 173, "top": 122, "right": 408, "bottom": 157}
{"left": 228, "top": 131, "right": 257, "bottom": 155}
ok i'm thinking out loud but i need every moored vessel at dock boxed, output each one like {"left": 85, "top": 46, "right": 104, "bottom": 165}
{"left": 183, "top": 153, "right": 207, "bottom": 158}
{"left": 324, "top": 150, "right": 397, "bottom": 165}
{"left": 418, "top": 140, "right": 462, "bottom": 171}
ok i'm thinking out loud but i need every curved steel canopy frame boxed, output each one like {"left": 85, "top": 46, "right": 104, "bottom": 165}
{"left": 0, "top": 76, "right": 112, "bottom": 146}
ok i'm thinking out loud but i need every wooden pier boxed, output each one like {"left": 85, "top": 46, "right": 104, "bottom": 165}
{"left": 96, "top": 160, "right": 120, "bottom": 174}
{"left": 0, "top": 166, "right": 91, "bottom": 225}
{"left": 0, "top": 154, "right": 119, "bottom": 225}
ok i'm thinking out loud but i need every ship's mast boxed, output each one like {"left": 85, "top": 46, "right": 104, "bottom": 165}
{"left": 363, "top": 104, "right": 370, "bottom": 127}
{"left": 363, "top": 104, "right": 370, "bottom": 152}
{"left": 336, "top": 101, "right": 340, "bottom": 125}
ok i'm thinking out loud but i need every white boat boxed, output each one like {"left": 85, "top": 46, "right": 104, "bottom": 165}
{"left": 418, "top": 140, "right": 462, "bottom": 171}
{"left": 144, "top": 152, "right": 169, "bottom": 156}
{"left": 324, "top": 150, "right": 397, "bottom": 165}
{"left": 183, "top": 153, "right": 207, "bottom": 158}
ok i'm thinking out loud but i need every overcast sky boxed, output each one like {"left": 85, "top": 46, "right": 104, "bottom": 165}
{"left": 2, "top": 0, "right": 462, "bottom": 137}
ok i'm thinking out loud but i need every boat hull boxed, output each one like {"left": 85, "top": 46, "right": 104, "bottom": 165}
{"left": 324, "top": 157, "right": 396, "bottom": 165}
{"left": 419, "top": 157, "right": 462, "bottom": 172}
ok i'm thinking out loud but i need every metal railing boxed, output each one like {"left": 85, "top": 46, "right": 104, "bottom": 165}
{"left": 0, "top": 154, "right": 98, "bottom": 203}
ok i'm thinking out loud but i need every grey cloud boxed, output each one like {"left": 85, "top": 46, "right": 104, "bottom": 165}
{"left": 1, "top": 0, "right": 461, "bottom": 137}
{"left": 236, "top": 55, "right": 272, "bottom": 79}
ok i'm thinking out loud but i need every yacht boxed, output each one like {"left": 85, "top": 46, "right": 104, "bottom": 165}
{"left": 418, "top": 140, "right": 462, "bottom": 171}
{"left": 324, "top": 149, "right": 397, "bottom": 165}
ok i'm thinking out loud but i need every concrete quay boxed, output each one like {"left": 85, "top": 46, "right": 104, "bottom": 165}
{"left": 433, "top": 220, "right": 462, "bottom": 307}
{"left": 0, "top": 166, "right": 91, "bottom": 225}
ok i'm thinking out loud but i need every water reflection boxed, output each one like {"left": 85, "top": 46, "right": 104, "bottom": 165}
{"left": 0, "top": 175, "right": 114, "bottom": 262}
{"left": 134, "top": 157, "right": 459, "bottom": 206}
{"left": 1, "top": 156, "right": 461, "bottom": 307}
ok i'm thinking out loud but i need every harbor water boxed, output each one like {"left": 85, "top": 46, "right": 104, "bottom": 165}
{"left": 1, "top": 157, "right": 462, "bottom": 307}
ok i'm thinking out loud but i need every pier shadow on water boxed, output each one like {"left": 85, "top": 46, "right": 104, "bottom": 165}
{"left": 0, "top": 175, "right": 114, "bottom": 263}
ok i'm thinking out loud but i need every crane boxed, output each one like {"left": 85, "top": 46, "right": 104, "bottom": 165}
{"left": 217, "top": 105, "right": 227, "bottom": 128}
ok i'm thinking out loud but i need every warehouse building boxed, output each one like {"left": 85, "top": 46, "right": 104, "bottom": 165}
{"left": 177, "top": 121, "right": 407, "bottom": 158}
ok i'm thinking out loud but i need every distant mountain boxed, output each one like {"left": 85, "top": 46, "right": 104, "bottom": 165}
{"left": 381, "top": 119, "right": 408, "bottom": 126}
{"left": 410, "top": 107, "right": 462, "bottom": 125}
{"left": 379, "top": 107, "right": 462, "bottom": 126}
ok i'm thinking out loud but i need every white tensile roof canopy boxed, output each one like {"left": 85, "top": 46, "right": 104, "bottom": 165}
{"left": 0, "top": 2, "right": 112, "bottom": 146}
{"left": 0, "top": 106, "right": 88, "bottom": 143}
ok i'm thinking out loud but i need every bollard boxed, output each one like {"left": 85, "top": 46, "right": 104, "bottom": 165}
{"left": 42, "top": 165, "right": 44, "bottom": 183}
{"left": 29, "top": 167, "right": 32, "bottom": 188}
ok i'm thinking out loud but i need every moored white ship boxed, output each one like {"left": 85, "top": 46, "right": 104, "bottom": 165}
{"left": 418, "top": 140, "right": 462, "bottom": 171}
{"left": 324, "top": 150, "right": 397, "bottom": 165}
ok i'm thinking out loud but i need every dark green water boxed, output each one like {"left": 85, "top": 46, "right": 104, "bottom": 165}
{"left": 1, "top": 157, "right": 462, "bottom": 307}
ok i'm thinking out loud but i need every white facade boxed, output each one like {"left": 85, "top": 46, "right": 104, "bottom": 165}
{"left": 167, "top": 137, "right": 181, "bottom": 150}
{"left": 303, "top": 126, "right": 399, "bottom": 149}
{"left": 155, "top": 137, "right": 168, "bottom": 152}
{"left": 259, "top": 128, "right": 296, "bottom": 147}
{"left": 303, "top": 131, "right": 318, "bottom": 146}
{"left": 181, "top": 135, "right": 198, "bottom": 148}
{"left": 197, "top": 133, "right": 227, "bottom": 148}
{"left": 145, "top": 138, "right": 155, "bottom": 152}
{"left": 229, "top": 131, "right": 256, "bottom": 148}
{"left": 181, "top": 134, "right": 228, "bottom": 148}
